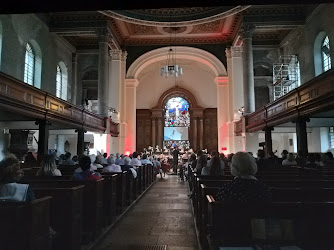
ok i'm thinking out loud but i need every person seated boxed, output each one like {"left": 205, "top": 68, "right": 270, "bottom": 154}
{"left": 0, "top": 154, "right": 35, "bottom": 202}
{"left": 72, "top": 156, "right": 101, "bottom": 181}
{"left": 36, "top": 154, "right": 62, "bottom": 176}
{"left": 196, "top": 155, "right": 207, "bottom": 173}
{"left": 264, "top": 151, "right": 279, "bottom": 168}
{"left": 216, "top": 152, "right": 271, "bottom": 203}
{"left": 282, "top": 153, "right": 297, "bottom": 166}
{"left": 103, "top": 156, "right": 122, "bottom": 173}
{"left": 315, "top": 153, "right": 325, "bottom": 167}
{"left": 62, "top": 152, "right": 76, "bottom": 165}
{"left": 88, "top": 155, "right": 98, "bottom": 171}
{"left": 130, "top": 152, "right": 142, "bottom": 167}
{"left": 24, "top": 152, "right": 38, "bottom": 168}
{"left": 295, "top": 150, "right": 307, "bottom": 166}
{"left": 201, "top": 156, "right": 223, "bottom": 176}
{"left": 121, "top": 157, "right": 133, "bottom": 171}
{"left": 72, "top": 155, "right": 78, "bottom": 164}
{"left": 305, "top": 153, "right": 318, "bottom": 168}
{"left": 324, "top": 151, "right": 334, "bottom": 166}
{"left": 207, "top": 150, "right": 225, "bottom": 170}
{"left": 141, "top": 154, "right": 153, "bottom": 165}
{"left": 256, "top": 149, "right": 266, "bottom": 172}
{"left": 115, "top": 153, "right": 123, "bottom": 165}
{"left": 95, "top": 155, "right": 104, "bottom": 169}
{"left": 101, "top": 153, "right": 108, "bottom": 165}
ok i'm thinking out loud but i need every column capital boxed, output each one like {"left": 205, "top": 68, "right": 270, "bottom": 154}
{"left": 192, "top": 108, "right": 204, "bottom": 118}
{"left": 225, "top": 48, "right": 232, "bottom": 59}
{"left": 121, "top": 51, "right": 128, "bottom": 61}
{"left": 239, "top": 24, "right": 256, "bottom": 39}
{"left": 231, "top": 46, "right": 242, "bottom": 57}
{"left": 151, "top": 109, "right": 164, "bottom": 118}
{"left": 110, "top": 49, "right": 122, "bottom": 60}
{"left": 125, "top": 78, "right": 139, "bottom": 88}
{"left": 215, "top": 76, "right": 228, "bottom": 86}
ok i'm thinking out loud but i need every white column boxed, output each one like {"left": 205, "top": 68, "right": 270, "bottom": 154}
{"left": 124, "top": 78, "right": 139, "bottom": 154}
{"left": 119, "top": 51, "right": 127, "bottom": 154}
{"left": 108, "top": 49, "right": 122, "bottom": 154}
{"left": 215, "top": 76, "right": 229, "bottom": 154}
{"left": 241, "top": 24, "right": 256, "bottom": 114}
{"left": 228, "top": 46, "right": 244, "bottom": 153}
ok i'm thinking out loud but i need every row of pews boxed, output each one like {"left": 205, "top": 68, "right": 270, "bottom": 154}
{"left": 188, "top": 165, "right": 334, "bottom": 249}
{"left": 0, "top": 164, "right": 155, "bottom": 250}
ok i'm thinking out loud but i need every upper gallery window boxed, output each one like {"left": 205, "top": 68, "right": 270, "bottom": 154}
{"left": 56, "top": 62, "right": 68, "bottom": 100}
{"left": 24, "top": 43, "right": 35, "bottom": 85}
{"left": 322, "top": 36, "right": 331, "bottom": 72}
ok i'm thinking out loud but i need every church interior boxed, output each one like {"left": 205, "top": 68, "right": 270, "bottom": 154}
{"left": 1, "top": 2, "right": 334, "bottom": 250}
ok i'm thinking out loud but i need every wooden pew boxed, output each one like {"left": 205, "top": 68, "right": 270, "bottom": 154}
{"left": 0, "top": 196, "right": 52, "bottom": 250}
{"left": 206, "top": 197, "right": 334, "bottom": 249}
{"left": 21, "top": 178, "right": 104, "bottom": 243}
{"left": 32, "top": 184, "right": 84, "bottom": 250}
{"left": 99, "top": 173, "right": 118, "bottom": 225}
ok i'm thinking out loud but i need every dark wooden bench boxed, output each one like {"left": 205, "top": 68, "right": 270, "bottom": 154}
{"left": 0, "top": 196, "right": 52, "bottom": 250}
{"left": 206, "top": 197, "right": 334, "bottom": 249}
{"left": 32, "top": 184, "right": 84, "bottom": 250}
{"left": 21, "top": 178, "right": 104, "bottom": 243}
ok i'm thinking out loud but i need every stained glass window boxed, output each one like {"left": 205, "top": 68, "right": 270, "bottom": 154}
{"left": 164, "top": 97, "right": 190, "bottom": 127}
{"left": 24, "top": 43, "right": 35, "bottom": 85}
{"left": 322, "top": 36, "right": 331, "bottom": 72}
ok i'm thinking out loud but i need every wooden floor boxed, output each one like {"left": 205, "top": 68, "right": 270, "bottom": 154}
{"left": 95, "top": 175, "right": 199, "bottom": 250}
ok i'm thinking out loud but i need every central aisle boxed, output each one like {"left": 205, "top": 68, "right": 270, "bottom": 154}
{"left": 96, "top": 175, "right": 199, "bottom": 250}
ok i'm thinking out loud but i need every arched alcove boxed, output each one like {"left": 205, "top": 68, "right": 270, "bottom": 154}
{"left": 28, "top": 39, "right": 42, "bottom": 89}
{"left": 314, "top": 31, "right": 327, "bottom": 76}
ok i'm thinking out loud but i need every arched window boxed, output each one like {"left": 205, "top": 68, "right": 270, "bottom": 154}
{"left": 56, "top": 62, "right": 68, "bottom": 100}
{"left": 24, "top": 43, "right": 35, "bottom": 85}
{"left": 56, "top": 65, "right": 62, "bottom": 98}
{"left": 322, "top": 36, "right": 331, "bottom": 72}
{"left": 163, "top": 97, "right": 190, "bottom": 149}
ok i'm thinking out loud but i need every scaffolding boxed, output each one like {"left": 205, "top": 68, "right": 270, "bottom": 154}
{"left": 273, "top": 55, "right": 300, "bottom": 100}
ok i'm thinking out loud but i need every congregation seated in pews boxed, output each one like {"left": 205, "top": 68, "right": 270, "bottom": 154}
{"left": 0, "top": 151, "right": 157, "bottom": 250}
{"left": 186, "top": 149, "right": 334, "bottom": 249}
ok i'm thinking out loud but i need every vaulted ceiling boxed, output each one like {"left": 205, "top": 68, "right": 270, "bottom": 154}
{"left": 45, "top": 4, "right": 319, "bottom": 50}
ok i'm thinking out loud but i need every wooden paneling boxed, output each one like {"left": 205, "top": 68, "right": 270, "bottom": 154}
{"left": 0, "top": 72, "right": 106, "bottom": 133}
{"left": 203, "top": 108, "right": 218, "bottom": 153}
{"left": 136, "top": 109, "right": 152, "bottom": 152}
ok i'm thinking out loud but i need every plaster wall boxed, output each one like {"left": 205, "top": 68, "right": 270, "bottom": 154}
{"left": 0, "top": 14, "right": 74, "bottom": 101}
{"left": 136, "top": 59, "right": 217, "bottom": 109}
{"left": 280, "top": 4, "right": 334, "bottom": 84}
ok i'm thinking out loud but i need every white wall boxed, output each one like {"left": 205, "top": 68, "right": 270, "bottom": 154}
{"left": 136, "top": 59, "right": 217, "bottom": 109}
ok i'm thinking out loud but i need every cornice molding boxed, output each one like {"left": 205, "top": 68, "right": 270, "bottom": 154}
{"left": 99, "top": 6, "right": 250, "bottom": 27}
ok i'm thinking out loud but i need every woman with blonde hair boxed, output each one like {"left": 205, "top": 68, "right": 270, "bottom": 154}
{"left": 216, "top": 152, "right": 271, "bottom": 203}
{"left": 36, "top": 154, "right": 62, "bottom": 176}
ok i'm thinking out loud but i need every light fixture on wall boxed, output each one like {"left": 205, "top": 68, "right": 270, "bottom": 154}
{"left": 160, "top": 26, "right": 183, "bottom": 78}
{"left": 108, "top": 107, "right": 118, "bottom": 115}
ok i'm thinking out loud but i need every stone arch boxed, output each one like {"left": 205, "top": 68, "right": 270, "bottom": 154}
{"left": 153, "top": 85, "right": 202, "bottom": 109}
{"left": 126, "top": 46, "right": 227, "bottom": 80}
{"left": 27, "top": 39, "right": 42, "bottom": 89}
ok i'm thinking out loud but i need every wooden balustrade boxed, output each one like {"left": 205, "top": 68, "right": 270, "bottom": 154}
{"left": 235, "top": 68, "right": 334, "bottom": 133}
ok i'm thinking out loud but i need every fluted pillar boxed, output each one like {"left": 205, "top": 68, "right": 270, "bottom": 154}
{"left": 125, "top": 79, "right": 139, "bottom": 154}
{"left": 240, "top": 24, "right": 256, "bottom": 114}
{"left": 199, "top": 117, "right": 204, "bottom": 151}
{"left": 98, "top": 29, "right": 110, "bottom": 117}
{"left": 193, "top": 117, "right": 198, "bottom": 151}
{"left": 151, "top": 118, "right": 156, "bottom": 148}
{"left": 215, "top": 76, "right": 229, "bottom": 153}
{"left": 157, "top": 117, "right": 163, "bottom": 149}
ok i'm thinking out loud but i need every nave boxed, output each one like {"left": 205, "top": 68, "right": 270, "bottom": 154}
{"left": 95, "top": 175, "right": 198, "bottom": 250}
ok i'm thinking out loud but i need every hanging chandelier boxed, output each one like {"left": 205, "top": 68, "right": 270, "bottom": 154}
{"left": 160, "top": 25, "right": 183, "bottom": 78}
